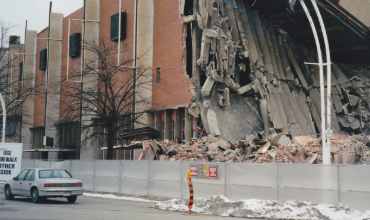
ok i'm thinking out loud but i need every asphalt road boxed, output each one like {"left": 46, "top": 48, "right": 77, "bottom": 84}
{"left": 0, "top": 193, "right": 244, "bottom": 220}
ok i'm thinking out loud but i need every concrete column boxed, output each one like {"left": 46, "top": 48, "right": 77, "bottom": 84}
{"left": 135, "top": 0, "right": 154, "bottom": 127}
{"left": 174, "top": 109, "right": 182, "bottom": 141}
{"left": 80, "top": 0, "right": 100, "bottom": 160}
{"left": 154, "top": 111, "right": 162, "bottom": 136}
{"left": 165, "top": 110, "right": 172, "bottom": 140}
{"left": 46, "top": 13, "right": 63, "bottom": 160}
{"left": 21, "top": 30, "right": 37, "bottom": 158}
{"left": 184, "top": 108, "right": 192, "bottom": 140}
{"left": 8, "top": 36, "right": 20, "bottom": 114}
{"left": 45, "top": 13, "right": 63, "bottom": 157}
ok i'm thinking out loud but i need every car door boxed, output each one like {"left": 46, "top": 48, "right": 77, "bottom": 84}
{"left": 21, "top": 169, "right": 35, "bottom": 197}
{"left": 12, "top": 169, "right": 29, "bottom": 195}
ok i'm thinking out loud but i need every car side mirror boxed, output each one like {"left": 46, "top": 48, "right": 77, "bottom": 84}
{"left": 13, "top": 177, "right": 18, "bottom": 180}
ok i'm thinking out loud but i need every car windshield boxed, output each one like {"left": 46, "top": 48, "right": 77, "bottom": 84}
{"left": 39, "top": 170, "right": 72, "bottom": 179}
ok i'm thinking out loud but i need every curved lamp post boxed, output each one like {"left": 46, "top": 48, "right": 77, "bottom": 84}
{"left": 0, "top": 92, "right": 6, "bottom": 143}
{"left": 291, "top": 0, "right": 332, "bottom": 164}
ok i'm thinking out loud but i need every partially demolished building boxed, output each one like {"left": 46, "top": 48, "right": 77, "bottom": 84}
{"left": 181, "top": 0, "right": 370, "bottom": 141}
{"left": 5, "top": 0, "right": 370, "bottom": 161}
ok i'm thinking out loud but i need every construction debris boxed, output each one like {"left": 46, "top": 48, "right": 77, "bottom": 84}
{"left": 189, "top": 0, "right": 370, "bottom": 142}
{"left": 136, "top": 133, "right": 370, "bottom": 165}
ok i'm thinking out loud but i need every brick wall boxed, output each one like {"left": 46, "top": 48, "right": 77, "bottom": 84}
{"left": 34, "top": 28, "right": 48, "bottom": 127}
{"left": 60, "top": 8, "right": 83, "bottom": 121}
{"left": 152, "top": 0, "right": 193, "bottom": 110}
{"left": 100, "top": 0, "right": 135, "bottom": 64}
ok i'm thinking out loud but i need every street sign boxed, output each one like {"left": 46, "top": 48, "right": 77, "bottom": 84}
{"left": 189, "top": 164, "right": 218, "bottom": 179}
{"left": 0, "top": 143, "right": 23, "bottom": 181}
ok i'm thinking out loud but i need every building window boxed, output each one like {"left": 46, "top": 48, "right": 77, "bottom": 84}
{"left": 19, "top": 62, "right": 23, "bottom": 80}
{"left": 39, "top": 49, "right": 47, "bottom": 70}
{"left": 31, "top": 127, "right": 45, "bottom": 149}
{"left": 110, "top": 12, "right": 127, "bottom": 41}
{"left": 157, "top": 68, "right": 161, "bottom": 83}
{"left": 58, "top": 121, "right": 79, "bottom": 149}
{"left": 69, "top": 33, "right": 81, "bottom": 58}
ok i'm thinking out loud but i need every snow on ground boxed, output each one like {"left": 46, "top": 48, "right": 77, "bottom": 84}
{"left": 155, "top": 195, "right": 370, "bottom": 220}
{"left": 83, "top": 192, "right": 158, "bottom": 203}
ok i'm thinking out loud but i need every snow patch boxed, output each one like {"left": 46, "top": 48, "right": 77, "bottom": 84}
{"left": 155, "top": 195, "right": 370, "bottom": 220}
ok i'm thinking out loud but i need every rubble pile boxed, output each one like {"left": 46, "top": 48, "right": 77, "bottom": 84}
{"left": 143, "top": 133, "right": 370, "bottom": 164}
{"left": 189, "top": 0, "right": 370, "bottom": 141}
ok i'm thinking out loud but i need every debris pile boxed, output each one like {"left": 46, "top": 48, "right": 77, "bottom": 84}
{"left": 190, "top": 0, "right": 370, "bottom": 141}
{"left": 139, "top": 133, "right": 370, "bottom": 165}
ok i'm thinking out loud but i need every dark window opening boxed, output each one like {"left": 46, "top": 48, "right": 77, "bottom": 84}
{"left": 238, "top": 57, "right": 252, "bottom": 87}
{"left": 110, "top": 12, "right": 127, "bottom": 41}
{"left": 186, "top": 23, "right": 193, "bottom": 78}
{"left": 9, "top": 36, "right": 20, "bottom": 45}
{"left": 157, "top": 68, "right": 161, "bottom": 83}
{"left": 31, "top": 126, "right": 45, "bottom": 149}
{"left": 39, "top": 49, "right": 47, "bottom": 70}
{"left": 41, "top": 151, "right": 48, "bottom": 160}
{"left": 69, "top": 33, "right": 81, "bottom": 58}
{"left": 19, "top": 62, "right": 23, "bottom": 81}
{"left": 184, "top": 0, "right": 193, "bottom": 16}
{"left": 200, "top": 70, "right": 207, "bottom": 86}
{"left": 58, "top": 121, "right": 79, "bottom": 150}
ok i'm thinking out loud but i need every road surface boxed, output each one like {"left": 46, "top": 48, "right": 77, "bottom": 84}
{"left": 0, "top": 193, "right": 244, "bottom": 220}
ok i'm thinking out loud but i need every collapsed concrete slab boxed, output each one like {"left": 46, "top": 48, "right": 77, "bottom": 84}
{"left": 188, "top": 0, "right": 370, "bottom": 142}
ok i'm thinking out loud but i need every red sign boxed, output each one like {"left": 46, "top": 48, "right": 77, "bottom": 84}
{"left": 190, "top": 166, "right": 198, "bottom": 177}
{"left": 189, "top": 165, "right": 218, "bottom": 179}
{"left": 209, "top": 166, "right": 217, "bottom": 178}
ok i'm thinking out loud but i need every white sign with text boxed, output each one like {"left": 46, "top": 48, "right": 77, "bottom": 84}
{"left": 0, "top": 143, "right": 22, "bottom": 181}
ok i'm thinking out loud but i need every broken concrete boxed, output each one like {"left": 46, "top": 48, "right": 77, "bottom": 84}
{"left": 189, "top": 0, "right": 370, "bottom": 143}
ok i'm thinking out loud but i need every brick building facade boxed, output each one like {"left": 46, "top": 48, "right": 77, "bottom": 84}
{"left": 7, "top": 0, "right": 196, "bottom": 160}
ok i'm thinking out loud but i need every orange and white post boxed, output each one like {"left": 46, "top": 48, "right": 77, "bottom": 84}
{"left": 187, "top": 170, "right": 194, "bottom": 215}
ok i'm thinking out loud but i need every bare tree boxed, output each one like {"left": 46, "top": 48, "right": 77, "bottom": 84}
{"left": 60, "top": 40, "right": 152, "bottom": 159}
{"left": 0, "top": 21, "right": 36, "bottom": 140}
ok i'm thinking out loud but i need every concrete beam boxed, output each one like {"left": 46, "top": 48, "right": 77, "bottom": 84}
{"left": 21, "top": 30, "right": 37, "bottom": 157}
{"left": 45, "top": 13, "right": 63, "bottom": 157}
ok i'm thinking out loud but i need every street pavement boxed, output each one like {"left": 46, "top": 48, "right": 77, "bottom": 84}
{"left": 0, "top": 192, "right": 245, "bottom": 220}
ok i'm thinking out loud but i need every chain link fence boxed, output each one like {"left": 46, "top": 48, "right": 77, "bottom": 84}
{"left": 21, "top": 160, "right": 370, "bottom": 211}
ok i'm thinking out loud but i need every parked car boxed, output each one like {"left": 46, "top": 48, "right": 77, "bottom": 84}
{"left": 4, "top": 168, "right": 84, "bottom": 203}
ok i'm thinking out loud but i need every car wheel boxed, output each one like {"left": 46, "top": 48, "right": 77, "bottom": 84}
{"left": 5, "top": 185, "right": 14, "bottom": 200}
{"left": 31, "top": 188, "right": 40, "bottom": 203}
{"left": 67, "top": 195, "right": 77, "bottom": 203}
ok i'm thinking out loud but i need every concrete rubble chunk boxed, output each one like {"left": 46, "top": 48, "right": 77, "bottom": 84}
{"left": 256, "top": 141, "right": 271, "bottom": 154}
{"left": 207, "top": 109, "right": 221, "bottom": 136}
{"left": 201, "top": 76, "right": 215, "bottom": 97}
{"left": 271, "top": 134, "right": 291, "bottom": 147}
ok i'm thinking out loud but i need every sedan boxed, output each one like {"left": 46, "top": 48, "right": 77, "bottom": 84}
{"left": 4, "top": 168, "right": 84, "bottom": 203}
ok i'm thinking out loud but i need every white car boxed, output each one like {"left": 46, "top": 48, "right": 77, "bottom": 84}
{"left": 4, "top": 168, "right": 84, "bottom": 203}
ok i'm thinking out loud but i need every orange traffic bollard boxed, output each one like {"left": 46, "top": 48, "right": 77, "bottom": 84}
{"left": 183, "top": 170, "right": 197, "bottom": 216}
{"left": 187, "top": 170, "right": 193, "bottom": 214}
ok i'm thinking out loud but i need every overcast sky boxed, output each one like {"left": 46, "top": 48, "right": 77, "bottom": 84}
{"left": 0, "top": 0, "right": 84, "bottom": 44}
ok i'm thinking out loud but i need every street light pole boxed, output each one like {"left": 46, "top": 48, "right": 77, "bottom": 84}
{"left": 311, "top": 0, "right": 332, "bottom": 165}
{"left": 297, "top": 0, "right": 331, "bottom": 164}
{"left": 0, "top": 91, "right": 6, "bottom": 143}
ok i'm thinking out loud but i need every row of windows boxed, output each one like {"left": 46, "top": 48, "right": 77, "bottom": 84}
{"left": 158, "top": 109, "right": 186, "bottom": 141}
{"left": 37, "top": 12, "right": 127, "bottom": 71}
